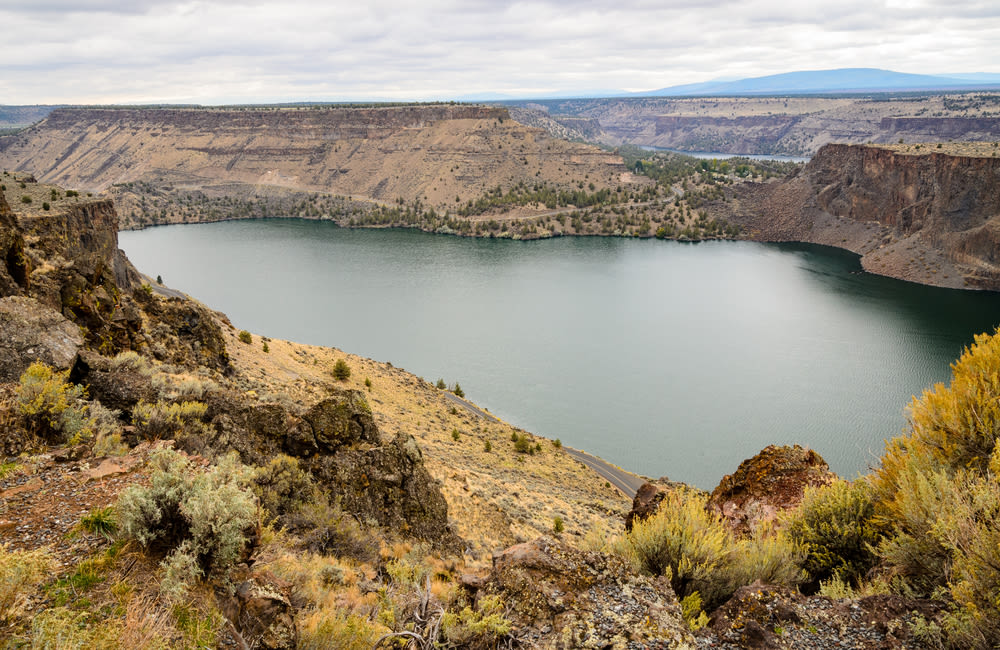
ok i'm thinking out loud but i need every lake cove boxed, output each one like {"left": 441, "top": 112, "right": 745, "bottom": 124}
{"left": 120, "top": 220, "right": 1000, "bottom": 489}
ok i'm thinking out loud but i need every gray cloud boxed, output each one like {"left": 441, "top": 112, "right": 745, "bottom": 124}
{"left": 0, "top": 0, "right": 997, "bottom": 103}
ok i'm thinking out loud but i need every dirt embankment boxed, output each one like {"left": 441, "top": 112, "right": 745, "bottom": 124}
{"left": 722, "top": 143, "right": 1000, "bottom": 289}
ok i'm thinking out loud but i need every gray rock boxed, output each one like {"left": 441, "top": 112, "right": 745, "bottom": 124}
{"left": 0, "top": 296, "right": 83, "bottom": 382}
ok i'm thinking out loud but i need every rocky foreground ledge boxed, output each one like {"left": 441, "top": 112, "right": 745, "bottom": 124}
{"left": 0, "top": 177, "right": 986, "bottom": 648}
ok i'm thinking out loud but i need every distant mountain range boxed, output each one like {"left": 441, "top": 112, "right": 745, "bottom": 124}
{"left": 634, "top": 68, "right": 1000, "bottom": 97}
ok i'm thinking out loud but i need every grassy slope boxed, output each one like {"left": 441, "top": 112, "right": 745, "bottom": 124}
{"left": 219, "top": 322, "right": 630, "bottom": 558}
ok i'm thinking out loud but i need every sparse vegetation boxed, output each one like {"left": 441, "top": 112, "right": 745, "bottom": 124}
{"left": 16, "top": 362, "right": 94, "bottom": 443}
{"left": 116, "top": 449, "right": 257, "bottom": 601}
{"left": 237, "top": 330, "right": 252, "bottom": 344}
{"left": 332, "top": 358, "right": 351, "bottom": 381}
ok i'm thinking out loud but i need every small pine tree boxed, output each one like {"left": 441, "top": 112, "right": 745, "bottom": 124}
{"left": 436, "top": 378, "right": 446, "bottom": 390}
{"left": 332, "top": 359, "right": 351, "bottom": 381}
{"left": 452, "top": 382, "right": 465, "bottom": 398}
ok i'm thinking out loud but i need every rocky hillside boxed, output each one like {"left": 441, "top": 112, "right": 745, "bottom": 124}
{"left": 0, "top": 104, "right": 633, "bottom": 230}
{"left": 508, "top": 93, "right": 1000, "bottom": 155}
{"left": 722, "top": 143, "right": 1000, "bottom": 289}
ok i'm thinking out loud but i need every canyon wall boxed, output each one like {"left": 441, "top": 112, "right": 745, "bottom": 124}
{"left": 509, "top": 94, "right": 1000, "bottom": 155}
{"left": 728, "top": 144, "right": 1000, "bottom": 289}
{"left": 0, "top": 105, "right": 630, "bottom": 226}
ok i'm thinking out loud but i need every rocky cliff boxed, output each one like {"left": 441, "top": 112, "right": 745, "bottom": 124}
{"left": 0, "top": 104, "right": 631, "bottom": 229}
{"left": 508, "top": 93, "right": 1000, "bottom": 155}
{"left": 726, "top": 143, "right": 1000, "bottom": 289}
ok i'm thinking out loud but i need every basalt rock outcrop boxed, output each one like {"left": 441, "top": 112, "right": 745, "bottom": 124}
{"left": 624, "top": 478, "right": 695, "bottom": 532}
{"left": 708, "top": 444, "right": 836, "bottom": 537}
{"left": 727, "top": 143, "right": 1000, "bottom": 290}
{"left": 705, "top": 581, "right": 943, "bottom": 649}
{"left": 0, "top": 179, "right": 459, "bottom": 552}
{"left": 0, "top": 178, "right": 145, "bottom": 352}
{"left": 0, "top": 296, "right": 84, "bottom": 382}
{"left": 470, "top": 536, "right": 695, "bottom": 649}
{"left": 193, "top": 387, "right": 461, "bottom": 550}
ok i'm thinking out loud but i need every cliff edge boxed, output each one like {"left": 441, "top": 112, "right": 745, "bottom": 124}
{"left": 728, "top": 143, "right": 1000, "bottom": 290}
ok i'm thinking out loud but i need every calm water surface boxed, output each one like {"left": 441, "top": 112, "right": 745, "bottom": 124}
{"left": 120, "top": 221, "right": 1000, "bottom": 489}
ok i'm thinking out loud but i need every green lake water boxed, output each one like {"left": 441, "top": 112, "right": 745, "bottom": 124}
{"left": 119, "top": 220, "right": 1000, "bottom": 489}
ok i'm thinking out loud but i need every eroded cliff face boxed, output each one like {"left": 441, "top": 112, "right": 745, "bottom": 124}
{"left": 727, "top": 144, "right": 1000, "bottom": 289}
{"left": 0, "top": 176, "right": 146, "bottom": 352}
{"left": 510, "top": 94, "right": 1000, "bottom": 156}
{"left": 0, "top": 105, "right": 630, "bottom": 229}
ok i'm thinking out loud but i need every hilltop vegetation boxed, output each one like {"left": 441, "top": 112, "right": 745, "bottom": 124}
{"left": 106, "top": 144, "right": 796, "bottom": 243}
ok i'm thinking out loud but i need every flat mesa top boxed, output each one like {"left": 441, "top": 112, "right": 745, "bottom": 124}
{"left": 876, "top": 141, "right": 1000, "bottom": 157}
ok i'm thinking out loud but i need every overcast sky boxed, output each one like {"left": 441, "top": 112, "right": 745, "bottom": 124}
{"left": 1, "top": 0, "right": 998, "bottom": 104}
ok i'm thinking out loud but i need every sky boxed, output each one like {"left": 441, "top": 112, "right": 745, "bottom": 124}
{"left": 1, "top": 0, "right": 998, "bottom": 105}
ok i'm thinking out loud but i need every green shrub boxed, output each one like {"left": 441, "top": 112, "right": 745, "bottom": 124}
{"left": 452, "top": 382, "right": 465, "bottom": 398}
{"left": 131, "top": 400, "right": 207, "bottom": 440}
{"left": 20, "top": 195, "right": 31, "bottom": 204}
{"left": 730, "top": 524, "right": 807, "bottom": 590}
{"left": 116, "top": 449, "right": 257, "bottom": 591}
{"left": 42, "top": 201, "right": 50, "bottom": 211}
{"left": 439, "top": 594, "right": 512, "bottom": 647}
{"left": 513, "top": 435, "right": 532, "bottom": 454}
{"left": 262, "top": 341, "right": 269, "bottom": 353}
{"left": 617, "top": 490, "right": 735, "bottom": 607}
{"left": 680, "top": 592, "right": 709, "bottom": 630}
{"left": 436, "top": 378, "right": 446, "bottom": 390}
{"left": 332, "top": 359, "right": 351, "bottom": 381}
{"left": 16, "top": 362, "right": 94, "bottom": 443}
{"left": 0, "top": 544, "right": 54, "bottom": 623}
{"left": 299, "top": 610, "right": 385, "bottom": 650}
{"left": 364, "top": 377, "right": 372, "bottom": 389}
{"left": 237, "top": 330, "right": 252, "bottom": 344}
{"left": 451, "top": 428, "right": 460, "bottom": 442}
{"left": 483, "top": 440, "right": 492, "bottom": 453}
{"left": 868, "top": 328, "right": 1000, "bottom": 647}
{"left": 783, "top": 479, "right": 881, "bottom": 588}
{"left": 78, "top": 506, "right": 117, "bottom": 540}
{"left": 291, "top": 497, "right": 379, "bottom": 564}
{"left": 553, "top": 517, "right": 564, "bottom": 534}
{"left": 252, "top": 454, "right": 315, "bottom": 521}
{"left": 30, "top": 607, "right": 120, "bottom": 649}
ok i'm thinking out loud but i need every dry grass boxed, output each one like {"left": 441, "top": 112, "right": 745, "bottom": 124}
{"left": 220, "top": 324, "right": 631, "bottom": 560}
{"left": 879, "top": 141, "right": 1000, "bottom": 157}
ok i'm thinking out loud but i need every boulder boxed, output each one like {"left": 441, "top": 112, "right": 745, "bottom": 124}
{"left": 0, "top": 296, "right": 84, "bottom": 382}
{"left": 474, "top": 536, "right": 696, "bottom": 649}
{"left": 219, "top": 571, "right": 297, "bottom": 650}
{"left": 302, "top": 389, "right": 380, "bottom": 451}
{"left": 625, "top": 478, "right": 701, "bottom": 531}
{"left": 143, "top": 298, "right": 231, "bottom": 372}
{"left": 708, "top": 444, "right": 836, "bottom": 537}
{"left": 197, "top": 389, "right": 462, "bottom": 551}
{"left": 305, "top": 431, "right": 462, "bottom": 551}
{"left": 626, "top": 482, "right": 668, "bottom": 531}
{"left": 68, "top": 350, "right": 156, "bottom": 416}
{"left": 705, "top": 580, "right": 944, "bottom": 649}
